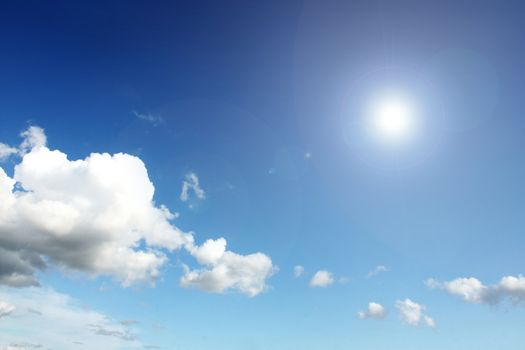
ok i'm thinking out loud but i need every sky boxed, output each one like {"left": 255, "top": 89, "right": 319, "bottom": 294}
{"left": 0, "top": 1, "right": 525, "bottom": 349}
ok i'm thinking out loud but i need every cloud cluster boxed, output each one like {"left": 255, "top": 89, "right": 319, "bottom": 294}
{"left": 309, "top": 270, "right": 334, "bottom": 288}
{"left": 395, "top": 298, "right": 435, "bottom": 327}
{"left": 180, "top": 172, "right": 205, "bottom": 202}
{"left": 0, "top": 287, "right": 141, "bottom": 349}
{"left": 357, "top": 302, "right": 386, "bottom": 320}
{"left": 181, "top": 238, "right": 277, "bottom": 297}
{"left": 426, "top": 275, "right": 525, "bottom": 305}
{"left": 0, "top": 126, "right": 275, "bottom": 296}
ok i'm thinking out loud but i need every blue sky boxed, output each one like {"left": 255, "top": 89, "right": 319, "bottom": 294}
{"left": 1, "top": 1, "right": 525, "bottom": 349}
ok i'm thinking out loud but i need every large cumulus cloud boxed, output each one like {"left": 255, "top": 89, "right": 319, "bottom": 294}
{"left": 0, "top": 126, "right": 275, "bottom": 295}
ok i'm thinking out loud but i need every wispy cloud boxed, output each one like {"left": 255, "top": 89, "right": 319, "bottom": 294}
{"left": 132, "top": 110, "right": 164, "bottom": 126}
{"left": 0, "top": 287, "right": 142, "bottom": 349}
{"left": 89, "top": 323, "right": 135, "bottom": 341}
{"left": 366, "top": 265, "right": 389, "bottom": 279}
{"left": 293, "top": 265, "right": 304, "bottom": 278}
{"left": 0, "top": 126, "right": 46, "bottom": 162}
{"left": 180, "top": 172, "right": 205, "bottom": 202}
{"left": 2, "top": 341, "right": 43, "bottom": 349}
{"left": 0, "top": 301, "right": 15, "bottom": 318}
{"left": 0, "top": 143, "right": 18, "bottom": 161}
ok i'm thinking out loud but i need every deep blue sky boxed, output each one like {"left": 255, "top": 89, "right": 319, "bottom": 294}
{"left": 1, "top": 1, "right": 525, "bottom": 349}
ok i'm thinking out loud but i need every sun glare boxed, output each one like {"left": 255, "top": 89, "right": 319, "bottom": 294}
{"left": 372, "top": 96, "right": 415, "bottom": 141}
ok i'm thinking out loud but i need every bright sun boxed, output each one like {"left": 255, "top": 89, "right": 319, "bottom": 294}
{"left": 371, "top": 96, "right": 414, "bottom": 141}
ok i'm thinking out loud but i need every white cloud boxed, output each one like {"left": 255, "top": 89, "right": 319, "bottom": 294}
{"left": 0, "top": 126, "right": 46, "bottom": 161}
{"left": 426, "top": 277, "right": 488, "bottom": 304}
{"left": 499, "top": 275, "right": 525, "bottom": 301}
{"left": 309, "top": 270, "right": 334, "bottom": 288}
{"left": 0, "top": 287, "right": 141, "bottom": 349}
{"left": 132, "top": 110, "right": 163, "bottom": 126}
{"left": 0, "top": 126, "right": 275, "bottom": 295}
{"left": 395, "top": 298, "right": 435, "bottom": 327}
{"left": 181, "top": 238, "right": 277, "bottom": 297}
{"left": 366, "top": 265, "right": 389, "bottom": 279}
{"left": 357, "top": 302, "right": 386, "bottom": 320}
{"left": 180, "top": 172, "right": 205, "bottom": 202}
{"left": 0, "top": 135, "right": 191, "bottom": 286}
{"left": 0, "top": 144, "right": 17, "bottom": 161}
{"left": 293, "top": 265, "right": 304, "bottom": 278}
{"left": 426, "top": 275, "right": 525, "bottom": 305}
{"left": 19, "top": 126, "right": 46, "bottom": 154}
{"left": 0, "top": 301, "right": 15, "bottom": 318}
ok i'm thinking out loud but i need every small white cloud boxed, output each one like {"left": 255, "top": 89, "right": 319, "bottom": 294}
{"left": 181, "top": 238, "right": 277, "bottom": 297}
{"left": 132, "top": 110, "right": 163, "bottom": 126}
{"left": 304, "top": 152, "right": 312, "bottom": 159}
{"left": 309, "top": 270, "right": 334, "bottom": 288}
{"left": 293, "top": 265, "right": 304, "bottom": 278}
{"left": 357, "top": 302, "right": 386, "bottom": 320}
{"left": 395, "top": 298, "right": 435, "bottom": 327}
{"left": 499, "top": 275, "right": 525, "bottom": 302}
{"left": 180, "top": 172, "right": 205, "bottom": 202}
{"left": 426, "top": 275, "right": 525, "bottom": 305}
{"left": 366, "top": 265, "right": 389, "bottom": 279}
